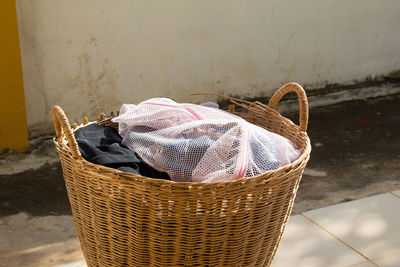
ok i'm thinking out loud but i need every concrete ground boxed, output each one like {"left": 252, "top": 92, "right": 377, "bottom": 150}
{"left": 0, "top": 93, "right": 399, "bottom": 266}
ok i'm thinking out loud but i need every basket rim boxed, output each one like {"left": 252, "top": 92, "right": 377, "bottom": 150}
{"left": 54, "top": 116, "right": 311, "bottom": 187}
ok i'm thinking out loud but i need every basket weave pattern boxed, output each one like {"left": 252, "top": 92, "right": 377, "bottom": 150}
{"left": 53, "top": 83, "right": 311, "bottom": 266}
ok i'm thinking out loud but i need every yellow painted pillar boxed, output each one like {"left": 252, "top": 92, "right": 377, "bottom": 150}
{"left": 0, "top": 0, "right": 28, "bottom": 152}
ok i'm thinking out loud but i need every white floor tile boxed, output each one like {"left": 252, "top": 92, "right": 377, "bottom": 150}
{"left": 392, "top": 190, "right": 400, "bottom": 197}
{"left": 271, "top": 215, "right": 365, "bottom": 267}
{"left": 304, "top": 193, "right": 400, "bottom": 259}
{"left": 372, "top": 252, "right": 400, "bottom": 267}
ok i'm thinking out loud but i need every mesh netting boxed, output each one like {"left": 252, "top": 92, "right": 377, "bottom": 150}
{"left": 112, "top": 98, "right": 300, "bottom": 182}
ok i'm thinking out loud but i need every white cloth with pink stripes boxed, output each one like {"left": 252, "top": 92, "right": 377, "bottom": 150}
{"left": 112, "top": 98, "right": 300, "bottom": 183}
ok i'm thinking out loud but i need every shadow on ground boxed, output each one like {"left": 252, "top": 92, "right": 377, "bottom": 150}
{"left": 0, "top": 163, "right": 71, "bottom": 216}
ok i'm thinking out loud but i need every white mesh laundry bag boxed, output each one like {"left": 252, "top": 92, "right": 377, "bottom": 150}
{"left": 112, "top": 98, "right": 301, "bottom": 183}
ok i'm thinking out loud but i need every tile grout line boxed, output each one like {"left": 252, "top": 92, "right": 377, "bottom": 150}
{"left": 389, "top": 192, "right": 400, "bottom": 198}
{"left": 370, "top": 250, "right": 400, "bottom": 262}
{"left": 300, "top": 213, "right": 379, "bottom": 267}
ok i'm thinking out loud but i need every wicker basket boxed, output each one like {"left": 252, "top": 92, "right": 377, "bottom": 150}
{"left": 52, "top": 82, "right": 311, "bottom": 267}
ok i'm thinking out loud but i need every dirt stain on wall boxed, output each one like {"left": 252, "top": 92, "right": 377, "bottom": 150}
{"left": 62, "top": 36, "right": 120, "bottom": 122}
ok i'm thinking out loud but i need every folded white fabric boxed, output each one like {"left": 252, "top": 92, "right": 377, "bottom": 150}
{"left": 112, "top": 98, "right": 300, "bottom": 182}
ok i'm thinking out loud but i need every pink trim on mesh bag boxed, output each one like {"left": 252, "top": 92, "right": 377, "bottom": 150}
{"left": 143, "top": 102, "right": 204, "bottom": 120}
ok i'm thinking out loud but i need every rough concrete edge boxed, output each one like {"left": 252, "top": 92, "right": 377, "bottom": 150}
{"left": 0, "top": 134, "right": 54, "bottom": 159}
{"left": 0, "top": 138, "right": 59, "bottom": 175}
{"left": 279, "top": 83, "right": 400, "bottom": 113}
{"left": 217, "top": 70, "right": 400, "bottom": 109}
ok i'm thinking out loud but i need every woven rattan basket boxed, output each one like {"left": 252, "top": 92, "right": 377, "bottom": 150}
{"left": 52, "top": 82, "right": 311, "bottom": 267}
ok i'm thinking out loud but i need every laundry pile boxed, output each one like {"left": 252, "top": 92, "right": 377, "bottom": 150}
{"left": 75, "top": 98, "right": 301, "bottom": 183}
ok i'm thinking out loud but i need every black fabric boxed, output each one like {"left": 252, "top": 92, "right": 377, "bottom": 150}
{"left": 74, "top": 123, "right": 170, "bottom": 180}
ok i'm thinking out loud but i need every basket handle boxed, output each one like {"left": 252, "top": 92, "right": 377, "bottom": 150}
{"left": 51, "top": 105, "right": 82, "bottom": 159}
{"left": 268, "top": 82, "right": 309, "bottom": 132}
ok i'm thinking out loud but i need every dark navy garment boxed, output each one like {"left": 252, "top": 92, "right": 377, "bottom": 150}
{"left": 74, "top": 123, "right": 170, "bottom": 180}
{"left": 164, "top": 136, "right": 215, "bottom": 178}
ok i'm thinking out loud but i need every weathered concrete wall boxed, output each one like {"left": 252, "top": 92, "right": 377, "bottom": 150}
{"left": 15, "top": 0, "right": 400, "bottom": 135}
